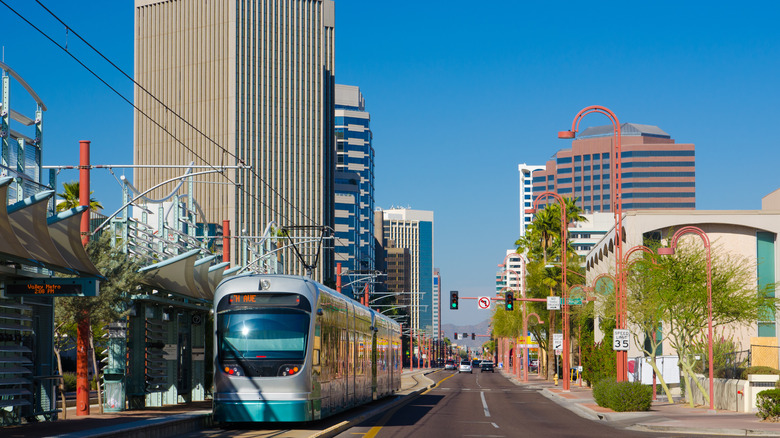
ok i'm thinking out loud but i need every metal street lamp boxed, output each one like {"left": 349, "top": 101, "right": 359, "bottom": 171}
{"left": 658, "top": 226, "right": 715, "bottom": 411}
{"left": 527, "top": 191, "right": 570, "bottom": 390}
{"left": 559, "top": 106, "right": 626, "bottom": 381}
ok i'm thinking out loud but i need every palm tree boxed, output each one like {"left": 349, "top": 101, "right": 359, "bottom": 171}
{"left": 56, "top": 181, "right": 103, "bottom": 212}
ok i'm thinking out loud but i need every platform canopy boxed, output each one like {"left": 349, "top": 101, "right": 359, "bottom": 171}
{"left": 0, "top": 177, "right": 100, "bottom": 277}
{"left": 138, "top": 250, "right": 235, "bottom": 300}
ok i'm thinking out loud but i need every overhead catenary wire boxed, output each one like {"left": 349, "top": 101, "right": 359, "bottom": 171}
{"left": 2, "top": 0, "right": 319, "bottom": 228}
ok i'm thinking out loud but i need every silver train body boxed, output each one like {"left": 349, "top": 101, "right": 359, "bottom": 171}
{"left": 212, "top": 274, "right": 401, "bottom": 422}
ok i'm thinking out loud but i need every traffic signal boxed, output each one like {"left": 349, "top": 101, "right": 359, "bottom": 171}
{"left": 505, "top": 291, "right": 514, "bottom": 311}
{"left": 450, "top": 291, "right": 459, "bottom": 310}
{"left": 454, "top": 332, "right": 458, "bottom": 340}
{"left": 471, "top": 333, "right": 475, "bottom": 340}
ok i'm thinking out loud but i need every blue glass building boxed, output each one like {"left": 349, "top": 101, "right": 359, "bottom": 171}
{"left": 334, "top": 85, "right": 375, "bottom": 297}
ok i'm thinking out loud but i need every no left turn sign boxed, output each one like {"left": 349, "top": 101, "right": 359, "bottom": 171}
{"left": 477, "top": 296, "right": 491, "bottom": 309}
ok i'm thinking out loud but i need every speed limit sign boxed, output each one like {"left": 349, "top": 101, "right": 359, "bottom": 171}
{"left": 613, "top": 329, "right": 630, "bottom": 351}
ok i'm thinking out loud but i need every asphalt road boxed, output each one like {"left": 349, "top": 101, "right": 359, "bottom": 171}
{"left": 337, "top": 370, "right": 685, "bottom": 438}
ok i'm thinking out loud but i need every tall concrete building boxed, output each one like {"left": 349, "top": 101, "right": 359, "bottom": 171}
{"left": 133, "top": 0, "right": 336, "bottom": 281}
{"left": 334, "top": 84, "right": 375, "bottom": 291}
{"left": 381, "top": 208, "right": 434, "bottom": 337}
{"left": 533, "top": 123, "right": 695, "bottom": 213}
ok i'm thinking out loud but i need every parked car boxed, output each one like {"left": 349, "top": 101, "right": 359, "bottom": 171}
{"left": 444, "top": 360, "right": 456, "bottom": 370}
{"left": 480, "top": 361, "right": 495, "bottom": 372}
{"left": 458, "top": 360, "right": 472, "bottom": 373}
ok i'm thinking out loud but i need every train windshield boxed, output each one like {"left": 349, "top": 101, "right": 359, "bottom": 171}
{"left": 219, "top": 309, "right": 309, "bottom": 360}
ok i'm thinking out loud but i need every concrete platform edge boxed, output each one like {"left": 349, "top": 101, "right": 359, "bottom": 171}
{"left": 50, "top": 410, "right": 213, "bottom": 438}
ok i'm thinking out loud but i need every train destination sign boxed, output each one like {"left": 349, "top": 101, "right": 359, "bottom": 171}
{"left": 4, "top": 278, "right": 99, "bottom": 297}
{"left": 218, "top": 293, "right": 311, "bottom": 312}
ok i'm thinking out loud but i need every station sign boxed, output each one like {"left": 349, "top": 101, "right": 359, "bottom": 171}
{"left": 4, "top": 277, "right": 99, "bottom": 297}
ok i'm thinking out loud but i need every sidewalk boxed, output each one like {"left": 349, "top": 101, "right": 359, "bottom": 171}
{"left": 501, "top": 369, "right": 780, "bottom": 437}
{"left": 3, "top": 369, "right": 436, "bottom": 438}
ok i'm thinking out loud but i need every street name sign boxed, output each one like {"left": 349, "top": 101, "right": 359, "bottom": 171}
{"left": 547, "top": 296, "right": 561, "bottom": 310}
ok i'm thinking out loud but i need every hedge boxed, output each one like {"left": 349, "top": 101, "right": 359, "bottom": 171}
{"left": 757, "top": 389, "right": 780, "bottom": 421}
{"left": 592, "top": 379, "right": 652, "bottom": 412}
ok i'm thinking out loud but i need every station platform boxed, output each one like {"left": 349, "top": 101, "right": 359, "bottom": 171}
{"left": 3, "top": 369, "right": 435, "bottom": 438}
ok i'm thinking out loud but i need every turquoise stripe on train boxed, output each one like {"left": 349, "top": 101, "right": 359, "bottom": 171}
{"left": 214, "top": 400, "right": 317, "bottom": 422}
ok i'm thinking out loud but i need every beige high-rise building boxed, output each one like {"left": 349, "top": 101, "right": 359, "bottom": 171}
{"left": 133, "top": 0, "right": 335, "bottom": 281}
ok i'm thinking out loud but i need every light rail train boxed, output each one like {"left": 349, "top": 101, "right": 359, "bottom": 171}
{"left": 212, "top": 274, "right": 401, "bottom": 423}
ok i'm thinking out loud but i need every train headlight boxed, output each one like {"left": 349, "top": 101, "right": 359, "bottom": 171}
{"left": 223, "top": 363, "right": 245, "bottom": 377}
{"left": 279, "top": 364, "right": 302, "bottom": 376}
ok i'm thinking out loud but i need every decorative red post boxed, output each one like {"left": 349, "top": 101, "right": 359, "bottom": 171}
{"left": 659, "top": 226, "right": 714, "bottom": 411}
{"left": 77, "top": 140, "right": 91, "bottom": 416}
{"left": 222, "top": 220, "right": 230, "bottom": 263}
{"left": 336, "top": 263, "right": 342, "bottom": 293}
{"left": 560, "top": 106, "right": 625, "bottom": 381}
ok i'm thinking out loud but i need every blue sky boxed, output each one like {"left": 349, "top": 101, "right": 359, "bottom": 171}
{"left": 3, "top": 1, "right": 780, "bottom": 326}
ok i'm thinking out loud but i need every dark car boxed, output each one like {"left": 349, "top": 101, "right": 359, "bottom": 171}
{"left": 480, "top": 361, "right": 495, "bottom": 372}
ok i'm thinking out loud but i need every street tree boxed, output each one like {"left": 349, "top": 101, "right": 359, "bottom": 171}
{"left": 648, "top": 239, "right": 778, "bottom": 407}
{"left": 55, "top": 181, "right": 103, "bottom": 212}
{"left": 624, "top": 253, "right": 676, "bottom": 402}
{"left": 55, "top": 231, "right": 145, "bottom": 413}
{"left": 509, "top": 197, "right": 586, "bottom": 379}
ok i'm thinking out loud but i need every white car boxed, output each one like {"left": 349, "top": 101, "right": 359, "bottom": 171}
{"left": 458, "top": 360, "right": 472, "bottom": 373}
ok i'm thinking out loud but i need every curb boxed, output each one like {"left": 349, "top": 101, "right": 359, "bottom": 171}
{"left": 628, "top": 423, "right": 780, "bottom": 437}
{"left": 538, "top": 388, "right": 601, "bottom": 422}
{"left": 312, "top": 371, "right": 437, "bottom": 438}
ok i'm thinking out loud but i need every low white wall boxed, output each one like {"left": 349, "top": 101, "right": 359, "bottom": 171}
{"left": 685, "top": 374, "right": 778, "bottom": 412}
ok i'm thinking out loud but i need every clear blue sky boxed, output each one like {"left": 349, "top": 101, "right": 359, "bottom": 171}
{"left": 3, "top": 1, "right": 779, "bottom": 326}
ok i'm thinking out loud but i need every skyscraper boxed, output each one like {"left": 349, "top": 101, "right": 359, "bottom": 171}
{"left": 382, "top": 208, "right": 434, "bottom": 337}
{"left": 334, "top": 84, "right": 375, "bottom": 292}
{"left": 533, "top": 123, "right": 695, "bottom": 213}
{"left": 519, "top": 163, "right": 545, "bottom": 237}
{"left": 133, "top": 0, "right": 336, "bottom": 281}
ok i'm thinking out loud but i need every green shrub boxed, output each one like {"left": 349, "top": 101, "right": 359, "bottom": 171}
{"left": 62, "top": 372, "right": 77, "bottom": 392}
{"left": 592, "top": 378, "right": 613, "bottom": 408}
{"left": 581, "top": 341, "right": 616, "bottom": 386}
{"left": 607, "top": 381, "right": 653, "bottom": 412}
{"left": 756, "top": 389, "right": 780, "bottom": 420}
{"left": 740, "top": 366, "right": 780, "bottom": 380}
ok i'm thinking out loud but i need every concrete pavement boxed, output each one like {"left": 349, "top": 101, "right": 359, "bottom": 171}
{"left": 501, "top": 369, "right": 780, "bottom": 436}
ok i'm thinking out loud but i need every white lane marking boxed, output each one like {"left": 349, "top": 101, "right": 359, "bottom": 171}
{"left": 492, "top": 422, "right": 499, "bottom": 428}
{"left": 481, "top": 391, "right": 491, "bottom": 417}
